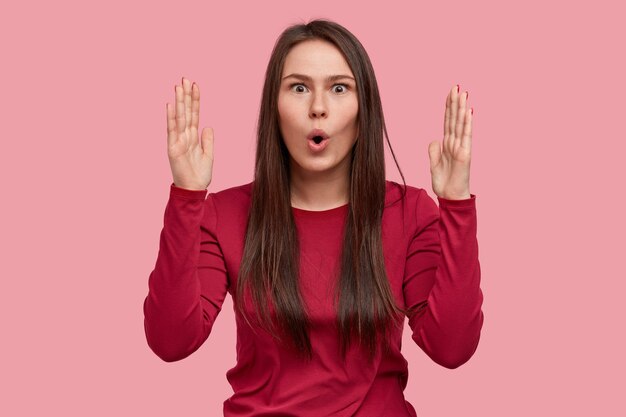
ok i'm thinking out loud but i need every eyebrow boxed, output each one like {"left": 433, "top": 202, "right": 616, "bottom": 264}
{"left": 282, "top": 73, "right": 355, "bottom": 83}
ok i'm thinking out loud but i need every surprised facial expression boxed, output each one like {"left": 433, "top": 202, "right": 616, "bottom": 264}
{"left": 277, "top": 39, "right": 359, "bottom": 179}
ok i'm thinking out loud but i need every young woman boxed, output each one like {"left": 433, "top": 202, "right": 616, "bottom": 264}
{"left": 144, "top": 18, "right": 484, "bottom": 417}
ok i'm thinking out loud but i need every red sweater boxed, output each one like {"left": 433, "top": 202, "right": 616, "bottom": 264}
{"left": 143, "top": 180, "right": 484, "bottom": 417}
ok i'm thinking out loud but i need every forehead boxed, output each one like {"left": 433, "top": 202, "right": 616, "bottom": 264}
{"left": 282, "top": 39, "right": 353, "bottom": 77}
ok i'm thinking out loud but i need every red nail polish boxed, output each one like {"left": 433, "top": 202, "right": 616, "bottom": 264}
{"left": 457, "top": 84, "right": 460, "bottom": 93}
{"left": 471, "top": 107, "right": 474, "bottom": 115}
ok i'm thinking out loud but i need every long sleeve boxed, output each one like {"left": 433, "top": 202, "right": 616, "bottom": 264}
{"left": 143, "top": 183, "right": 229, "bottom": 362}
{"left": 402, "top": 189, "right": 484, "bottom": 369}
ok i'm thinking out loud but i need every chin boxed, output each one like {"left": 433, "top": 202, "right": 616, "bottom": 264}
{"left": 291, "top": 159, "right": 335, "bottom": 175}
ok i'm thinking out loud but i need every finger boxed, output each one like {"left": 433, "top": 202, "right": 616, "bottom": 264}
{"left": 166, "top": 102, "right": 177, "bottom": 148}
{"left": 201, "top": 127, "right": 214, "bottom": 158}
{"left": 443, "top": 86, "right": 454, "bottom": 156}
{"left": 428, "top": 140, "right": 441, "bottom": 171}
{"left": 454, "top": 90, "right": 468, "bottom": 149}
{"left": 460, "top": 106, "right": 473, "bottom": 151}
{"left": 449, "top": 85, "right": 458, "bottom": 141}
{"left": 444, "top": 89, "right": 450, "bottom": 137}
{"left": 190, "top": 82, "right": 200, "bottom": 148}
{"left": 183, "top": 78, "right": 192, "bottom": 135}
{"left": 175, "top": 85, "right": 186, "bottom": 137}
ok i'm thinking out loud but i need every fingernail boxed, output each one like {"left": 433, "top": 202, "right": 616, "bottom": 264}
{"left": 457, "top": 84, "right": 460, "bottom": 93}
{"left": 466, "top": 91, "right": 469, "bottom": 100}
{"left": 471, "top": 107, "right": 474, "bottom": 115}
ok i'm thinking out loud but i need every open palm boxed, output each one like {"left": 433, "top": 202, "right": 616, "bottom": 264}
{"left": 428, "top": 85, "right": 473, "bottom": 200}
{"left": 166, "top": 77, "right": 215, "bottom": 191}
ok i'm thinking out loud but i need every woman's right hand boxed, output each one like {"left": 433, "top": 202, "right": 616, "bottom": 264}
{"left": 166, "top": 77, "right": 214, "bottom": 191}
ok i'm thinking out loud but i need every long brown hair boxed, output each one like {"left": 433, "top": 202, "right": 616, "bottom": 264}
{"left": 236, "top": 18, "right": 411, "bottom": 362}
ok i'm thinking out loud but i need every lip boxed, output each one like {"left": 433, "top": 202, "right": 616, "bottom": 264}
{"left": 306, "top": 128, "right": 330, "bottom": 141}
{"left": 306, "top": 128, "right": 330, "bottom": 152}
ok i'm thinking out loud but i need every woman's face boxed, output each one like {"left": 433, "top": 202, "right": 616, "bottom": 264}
{"left": 277, "top": 39, "right": 359, "bottom": 179}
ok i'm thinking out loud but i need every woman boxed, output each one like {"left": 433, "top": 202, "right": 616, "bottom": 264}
{"left": 144, "top": 18, "right": 484, "bottom": 417}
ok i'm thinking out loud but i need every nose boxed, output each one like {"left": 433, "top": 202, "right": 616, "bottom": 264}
{"left": 309, "top": 94, "right": 327, "bottom": 119}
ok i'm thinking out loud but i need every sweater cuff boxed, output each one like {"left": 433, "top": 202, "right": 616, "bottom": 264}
{"left": 169, "top": 182, "right": 208, "bottom": 200}
{"left": 437, "top": 193, "right": 476, "bottom": 208}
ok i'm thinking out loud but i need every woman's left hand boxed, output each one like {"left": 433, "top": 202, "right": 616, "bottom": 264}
{"left": 428, "top": 85, "right": 473, "bottom": 200}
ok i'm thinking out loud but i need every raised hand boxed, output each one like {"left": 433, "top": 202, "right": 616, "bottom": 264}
{"left": 166, "top": 77, "right": 214, "bottom": 191}
{"left": 428, "top": 85, "right": 473, "bottom": 200}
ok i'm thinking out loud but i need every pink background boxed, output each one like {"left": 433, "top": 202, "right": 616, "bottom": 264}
{"left": 2, "top": 0, "right": 624, "bottom": 415}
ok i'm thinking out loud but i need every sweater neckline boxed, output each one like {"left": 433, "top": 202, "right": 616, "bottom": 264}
{"left": 291, "top": 202, "right": 349, "bottom": 217}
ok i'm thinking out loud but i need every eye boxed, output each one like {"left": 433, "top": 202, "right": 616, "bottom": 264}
{"left": 287, "top": 82, "right": 351, "bottom": 94}
{"left": 332, "top": 84, "right": 350, "bottom": 94}
{"left": 288, "top": 83, "right": 308, "bottom": 93}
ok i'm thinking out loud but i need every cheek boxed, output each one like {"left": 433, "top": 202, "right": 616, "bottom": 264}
{"left": 346, "top": 101, "right": 359, "bottom": 139}
{"left": 277, "top": 100, "right": 297, "bottom": 145}
{"left": 351, "top": 99, "right": 359, "bottom": 120}
{"left": 278, "top": 102, "right": 299, "bottom": 130}
{"left": 343, "top": 97, "right": 359, "bottom": 121}
{"left": 342, "top": 103, "right": 359, "bottom": 130}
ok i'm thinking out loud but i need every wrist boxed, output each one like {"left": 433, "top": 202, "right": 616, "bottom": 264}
{"left": 440, "top": 193, "right": 471, "bottom": 200}
{"left": 172, "top": 182, "right": 208, "bottom": 191}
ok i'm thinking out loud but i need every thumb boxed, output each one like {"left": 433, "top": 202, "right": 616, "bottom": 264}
{"left": 428, "top": 141, "right": 441, "bottom": 170}
{"left": 201, "top": 127, "right": 214, "bottom": 157}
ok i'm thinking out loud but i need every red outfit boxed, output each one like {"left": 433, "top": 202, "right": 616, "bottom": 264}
{"left": 143, "top": 180, "right": 484, "bottom": 417}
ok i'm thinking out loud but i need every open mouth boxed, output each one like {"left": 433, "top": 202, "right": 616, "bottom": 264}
{"left": 312, "top": 135, "right": 324, "bottom": 144}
